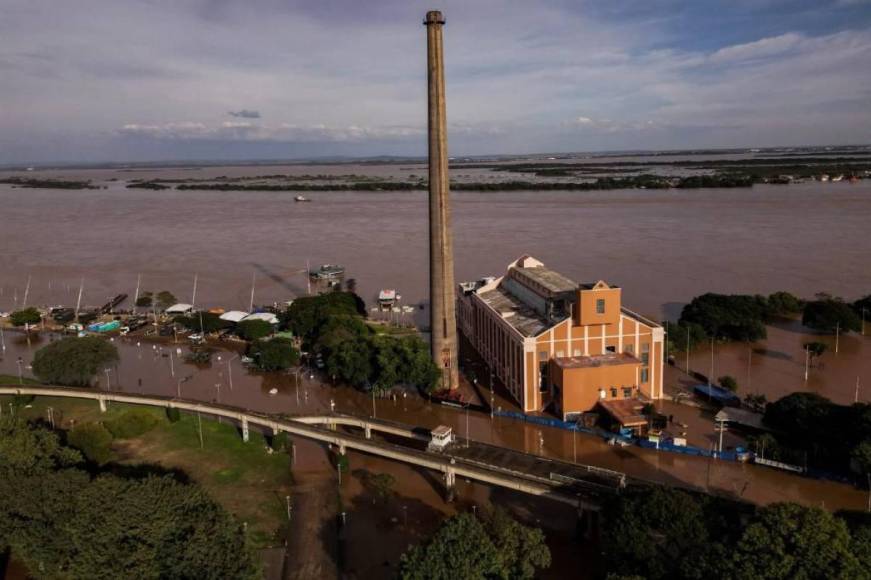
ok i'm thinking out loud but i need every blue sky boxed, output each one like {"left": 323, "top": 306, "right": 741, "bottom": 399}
{"left": 1, "top": 0, "right": 870, "bottom": 164}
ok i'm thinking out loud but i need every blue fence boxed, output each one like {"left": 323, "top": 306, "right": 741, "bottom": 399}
{"left": 494, "top": 409, "right": 738, "bottom": 461}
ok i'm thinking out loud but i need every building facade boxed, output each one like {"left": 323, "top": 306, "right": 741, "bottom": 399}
{"left": 457, "top": 256, "right": 664, "bottom": 419}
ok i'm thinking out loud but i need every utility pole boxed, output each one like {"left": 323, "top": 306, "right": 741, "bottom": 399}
{"left": 133, "top": 273, "right": 141, "bottom": 315}
{"left": 249, "top": 272, "right": 256, "bottom": 312}
{"left": 709, "top": 338, "right": 714, "bottom": 386}
{"left": 191, "top": 273, "right": 198, "bottom": 311}
{"left": 804, "top": 345, "right": 810, "bottom": 382}
{"left": 856, "top": 376, "right": 861, "bottom": 404}
{"left": 22, "top": 275, "right": 31, "bottom": 308}
{"left": 686, "top": 326, "right": 690, "bottom": 374}
{"left": 835, "top": 321, "right": 840, "bottom": 354}
{"left": 747, "top": 343, "right": 752, "bottom": 391}
{"left": 197, "top": 411, "right": 204, "bottom": 449}
{"left": 862, "top": 308, "right": 867, "bottom": 336}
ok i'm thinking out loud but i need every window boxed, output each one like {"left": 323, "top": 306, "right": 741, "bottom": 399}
{"left": 622, "top": 387, "right": 632, "bottom": 398}
{"left": 641, "top": 369, "right": 649, "bottom": 383}
{"left": 641, "top": 352, "right": 649, "bottom": 365}
{"left": 625, "top": 344, "right": 634, "bottom": 355}
{"left": 605, "top": 345, "right": 616, "bottom": 353}
{"left": 556, "top": 350, "right": 564, "bottom": 358}
{"left": 573, "top": 349, "right": 581, "bottom": 357}
{"left": 596, "top": 299, "right": 606, "bottom": 314}
{"left": 610, "top": 387, "right": 618, "bottom": 398}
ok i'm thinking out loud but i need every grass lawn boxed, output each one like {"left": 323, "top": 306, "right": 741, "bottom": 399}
{"left": 0, "top": 374, "right": 40, "bottom": 385}
{"left": 0, "top": 395, "right": 293, "bottom": 548}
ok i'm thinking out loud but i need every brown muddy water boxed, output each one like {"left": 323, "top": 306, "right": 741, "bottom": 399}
{"left": 2, "top": 171, "right": 871, "bottom": 536}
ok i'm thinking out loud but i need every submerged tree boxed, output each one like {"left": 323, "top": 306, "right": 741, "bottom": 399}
{"left": 32, "top": 336, "right": 119, "bottom": 387}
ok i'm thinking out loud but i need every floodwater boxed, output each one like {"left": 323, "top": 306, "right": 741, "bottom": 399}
{"left": 0, "top": 332, "right": 868, "bottom": 513}
{"left": 2, "top": 168, "right": 871, "bottom": 515}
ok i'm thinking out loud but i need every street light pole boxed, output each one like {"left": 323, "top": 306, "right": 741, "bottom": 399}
{"left": 836, "top": 322, "right": 840, "bottom": 354}
{"left": 804, "top": 345, "right": 810, "bottom": 382}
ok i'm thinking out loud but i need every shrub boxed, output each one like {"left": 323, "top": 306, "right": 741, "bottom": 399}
{"left": 166, "top": 407, "right": 181, "bottom": 423}
{"left": 67, "top": 422, "right": 113, "bottom": 464}
{"left": 718, "top": 375, "right": 738, "bottom": 392}
{"left": 271, "top": 432, "right": 289, "bottom": 452}
{"left": 105, "top": 408, "right": 160, "bottom": 439}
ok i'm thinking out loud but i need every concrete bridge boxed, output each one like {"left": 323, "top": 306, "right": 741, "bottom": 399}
{"left": 0, "top": 386, "right": 631, "bottom": 510}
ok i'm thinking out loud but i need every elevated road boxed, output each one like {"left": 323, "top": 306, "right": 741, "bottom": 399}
{"left": 0, "top": 386, "right": 634, "bottom": 509}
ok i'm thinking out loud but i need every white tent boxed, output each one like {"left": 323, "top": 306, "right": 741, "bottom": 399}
{"left": 241, "top": 312, "right": 279, "bottom": 325}
{"left": 165, "top": 303, "right": 193, "bottom": 314}
{"left": 219, "top": 310, "right": 249, "bottom": 323}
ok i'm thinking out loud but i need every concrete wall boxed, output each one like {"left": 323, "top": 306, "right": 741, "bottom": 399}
{"left": 551, "top": 360, "right": 641, "bottom": 420}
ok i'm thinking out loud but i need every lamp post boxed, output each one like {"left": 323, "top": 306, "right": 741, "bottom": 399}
{"left": 103, "top": 368, "right": 112, "bottom": 390}
{"left": 16, "top": 357, "right": 23, "bottom": 385}
{"left": 227, "top": 354, "right": 238, "bottom": 390}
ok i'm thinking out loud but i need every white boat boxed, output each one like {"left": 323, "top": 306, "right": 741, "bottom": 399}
{"left": 268, "top": 387, "right": 279, "bottom": 395}
{"left": 378, "top": 289, "right": 397, "bottom": 310}
{"left": 294, "top": 195, "right": 311, "bottom": 202}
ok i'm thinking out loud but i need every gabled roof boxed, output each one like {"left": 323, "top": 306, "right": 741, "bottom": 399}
{"left": 165, "top": 303, "right": 193, "bottom": 314}
{"left": 219, "top": 310, "right": 249, "bottom": 323}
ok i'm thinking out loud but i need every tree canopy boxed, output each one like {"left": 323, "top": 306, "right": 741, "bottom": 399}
{"left": 237, "top": 319, "right": 273, "bottom": 341}
{"left": 399, "top": 509, "right": 549, "bottom": 580}
{"left": 803, "top": 298, "right": 862, "bottom": 333}
{"left": 174, "top": 312, "right": 229, "bottom": 334}
{"left": 31, "top": 336, "right": 119, "bottom": 387}
{"left": 730, "top": 503, "right": 860, "bottom": 579}
{"left": 763, "top": 392, "right": 871, "bottom": 475}
{"left": 679, "top": 293, "right": 769, "bottom": 342}
{"left": 249, "top": 337, "right": 299, "bottom": 371}
{"left": 155, "top": 290, "right": 178, "bottom": 310}
{"left": 10, "top": 307, "right": 41, "bottom": 327}
{"left": 0, "top": 418, "right": 260, "bottom": 580}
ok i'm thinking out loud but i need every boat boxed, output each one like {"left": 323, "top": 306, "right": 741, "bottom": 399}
{"left": 294, "top": 195, "right": 311, "bottom": 202}
{"left": 832, "top": 174, "right": 844, "bottom": 182}
{"left": 86, "top": 320, "right": 121, "bottom": 333}
{"left": 268, "top": 388, "right": 279, "bottom": 395}
{"left": 309, "top": 264, "right": 345, "bottom": 280}
{"left": 378, "top": 289, "right": 397, "bottom": 310}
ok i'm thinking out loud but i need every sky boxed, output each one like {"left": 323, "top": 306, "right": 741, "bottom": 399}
{"left": 1, "top": 0, "right": 870, "bottom": 164}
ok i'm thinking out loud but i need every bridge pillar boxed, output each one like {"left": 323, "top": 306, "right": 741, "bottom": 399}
{"left": 273, "top": 426, "right": 281, "bottom": 436}
{"left": 241, "top": 417, "right": 249, "bottom": 442}
{"left": 444, "top": 467, "right": 456, "bottom": 502}
{"left": 98, "top": 398, "right": 107, "bottom": 413}
{"left": 364, "top": 425, "right": 372, "bottom": 439}
{"left": 338, "top": 443, "right": 346, "bottom": 456}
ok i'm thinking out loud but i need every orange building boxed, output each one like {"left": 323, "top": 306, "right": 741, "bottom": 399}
{"left": 457, "top": 256, "right": 664, "bottom": 420}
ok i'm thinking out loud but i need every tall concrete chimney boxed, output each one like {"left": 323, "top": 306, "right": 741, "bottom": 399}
{"left": 424, "top": 10, "right": 459, "bottom": 390}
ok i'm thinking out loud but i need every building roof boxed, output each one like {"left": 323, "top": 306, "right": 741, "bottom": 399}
{"left": 477, "top": 285, "right": 557, "bottom": 337}
{"left": 241, "top": 312, "right": 279, "bottom": 325}
{"left": 598, "top": 399, "right": 648, "bottom": 427}
{"left": 554, "top": 352, "right": 640, "bottom": 369}
{"left": 514, "top": 266, "right": 578, "bottom": 294}
{"left": 165, "top": 303, "right": 193, "bottom": 314}
{"left": 219, "top": 310, "right": 249, "bottom": 323}
{"left": 714, "top": 407, "right": 768, "bottom": 430}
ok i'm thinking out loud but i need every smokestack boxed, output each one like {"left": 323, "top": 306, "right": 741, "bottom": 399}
{"left": 424, "top": 10, "right": 459, "bottom": 390}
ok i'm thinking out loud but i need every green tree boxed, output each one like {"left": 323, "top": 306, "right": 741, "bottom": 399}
{"left": 67, "top": 422, "right": 114, "bottom": 464}
{"left": 483, "top": 507, "right": 551, "bottom": 580}
{"left": 0, "top": 420, "right": 260, "bottom": 580}
{"left": 249, "top": 337, "right": 299, "bottom": 371}
{"left": 237, "top": 319, "right": 273, "bottom": 341}
{"left": 666, "top": 321, "right": 708, "bottom": 353}
{"left": 0, "top": 416, "right": 81, "bottom": 475}
{"left": 767, "top": 291, "right": 803, "bottom": 316}
{"left": 156, "top": 290, "right": 178, "bottom": 310}
{"left": 601, "top": 487, "right": 724, "bottom": 580}
{"left": 326, "top": 336, "right": 373, "bottom": 387}
{"left": 399, "top": 513, "right": 502, "bottom": 580}
{"left": 679, "top": 293, "right": 769, "bottom": 342}
{"left": 851, "top": 441, "right": 871, "bottom": 475}
{"left": 803, "top": 298, "right": 862, "bottom": 333}
{"left": 135, "top": 291, "right": 153, "bottom": 308}
{"left": 10, "top": 307, "right": 41, "bottom": 327}
{"left": 803, "top": 341, "right": 828, "bottom": 367}
{"left": 31, "top": 336, "right": 119, "bottom": 386}
{"left": 366, "top": 472, "right": 396, "bottom": 504}
{"left": 718, "top": 375, "right": 739, "bottom": 392}
{"left": 730, "top": 503, "right": 860, "bottom": 579}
